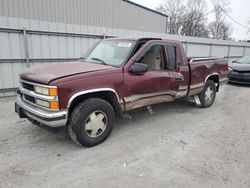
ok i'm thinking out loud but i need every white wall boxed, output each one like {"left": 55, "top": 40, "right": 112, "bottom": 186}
{"left": 0, "top": 16, "right": 250, "bottom": 91}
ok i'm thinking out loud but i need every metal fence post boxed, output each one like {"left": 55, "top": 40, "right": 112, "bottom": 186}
{"left": 165, "top": 16, "right": 168, "bottom": 34}
{"left": 23, "top": 28, "right": 30, "bottom": 67}
{"left": 185, "top": 41, "right": 189, "bottom": 56}
{"left": 227, "top": 44, "right": 231, "bottom": 60}
{"left": 243, "top": 45, "right": 246, "bottom": 56}
{"left": 209, "top": 43, "right": 213, "bottom": 57}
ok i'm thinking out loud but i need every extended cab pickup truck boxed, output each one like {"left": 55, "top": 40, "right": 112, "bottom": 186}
{"left": 15, "top": 37, "right": 228, "bottom": 147}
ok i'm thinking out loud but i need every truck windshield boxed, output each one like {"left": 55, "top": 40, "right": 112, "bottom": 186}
{"left": 85, "top": 40, "right": 136, "bottom": 67}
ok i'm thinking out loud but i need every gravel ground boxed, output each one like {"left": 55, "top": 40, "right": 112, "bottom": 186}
{"left": 0, "top": 84, "right": 250, "bottom": 188}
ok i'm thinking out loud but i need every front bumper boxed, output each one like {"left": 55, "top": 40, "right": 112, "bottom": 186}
{"left": 228, "top": 73, "right": 250, "bottom": 84}
{"left": 15, "top": 94, "right": 67, "bottom": 127}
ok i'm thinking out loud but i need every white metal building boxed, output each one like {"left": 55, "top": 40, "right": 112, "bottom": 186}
{"left": 0, "top": 0, "right": 168, "bottom": 33}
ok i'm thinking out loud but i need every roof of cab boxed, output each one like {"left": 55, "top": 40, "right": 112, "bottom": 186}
{"left": 105, "top": 37, "right": 161, "bottom": 41}
{"left": 105, "top": 37, "right": 182, "bottom": 45}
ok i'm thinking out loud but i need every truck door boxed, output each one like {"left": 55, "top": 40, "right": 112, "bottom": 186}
{"left": 123, "top": 42, "right": 184, "bottom": 111}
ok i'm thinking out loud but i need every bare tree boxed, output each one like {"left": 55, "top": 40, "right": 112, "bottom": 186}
{"left": 208, "top": 0, "right": 232, "bottom": 39}
{"left": 155, "top": 3, "right": 167, "bottom": 15}
{"left": 221, "top": 22, "right": 232, "bottom": 40}
{"left": 159, "top": 0, "right": 186, "bottom": 35}
{"left": 158, "top": 0, "right": 209, "bottom": 37}
{"left": 208, "top": 21, "right": 232, "bottom": 40}
{"left": 181, "top": 0, "right": 209, "bottom": 37}
{"left": 156, "top": 0, "right": 232, "bottom": 39}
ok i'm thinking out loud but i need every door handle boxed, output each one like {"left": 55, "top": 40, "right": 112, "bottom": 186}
{"left": 175, "top": 76, "right": 184, "bottom": 81}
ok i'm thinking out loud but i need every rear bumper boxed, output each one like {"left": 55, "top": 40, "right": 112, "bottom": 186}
{"left": 15, "top": 94, "right": 67, "bottom": 127}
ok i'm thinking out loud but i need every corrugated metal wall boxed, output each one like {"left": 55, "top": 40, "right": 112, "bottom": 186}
{"left": 0, "top": 15, "right": 250, "bottom": 94}
{"left": 0, "top": 0, "right": 167, "bottom": 33}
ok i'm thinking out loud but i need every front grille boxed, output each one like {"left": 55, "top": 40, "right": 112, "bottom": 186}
{"left": 239, "top": 72, "right": 250, "bottom": 76}
{"left": 22, "top": 82, "right": 34, "bottom": 91}
{"left": 231, "top": 70, "right": 250, "bottom": 75}
{"left": 229, "top": 73, "right": 250, "bottom": 83}
{"left": 24, "top": 94, "right": 36, "bottom": 103}
{"left": 20, "top": 80, "right": 36, "bottom": 106}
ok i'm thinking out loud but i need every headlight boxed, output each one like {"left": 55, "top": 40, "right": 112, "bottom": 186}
{"left": 36, "top": 99, "right": 50, "bottom": 108}
{"left": 35, "top": 86, "right": 58, "bottom": 96}
{"left": 35, "top": 85, "right": 59, "bottom": 110}
{"left": 35, "top": 86, "right": 49, "bottom": 95}
{"left": 36, "top": 99, "right": 59, "bottom": 109}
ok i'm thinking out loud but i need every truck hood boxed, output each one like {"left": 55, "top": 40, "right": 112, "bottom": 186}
{"left": 230, "top": 63, "right": 250, "bottom": 72}
{"left": 20, "top": 61, "right": 116, "bottom": 85}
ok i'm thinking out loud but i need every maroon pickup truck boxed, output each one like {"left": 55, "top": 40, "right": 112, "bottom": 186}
{"left": 15, "top": 37, "right": 228, "bottom": 147}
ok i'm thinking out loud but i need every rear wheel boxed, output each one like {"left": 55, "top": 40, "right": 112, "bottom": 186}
{"left": 68, "top": 98, "right": 114, "bottom": 147}
{"left": 198, "top": 80, "right": 216, "bottom": 108}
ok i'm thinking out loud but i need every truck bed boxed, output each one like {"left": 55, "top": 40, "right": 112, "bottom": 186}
{"left": 187, "top": 57, "right": 225, "bottom": 63}
{"left": 186, "top": 58, "right": 228, "bottom": 96}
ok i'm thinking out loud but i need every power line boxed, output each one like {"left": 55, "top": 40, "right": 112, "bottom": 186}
{"left": 218, "top": 5, "right": 250, "bottom": 30}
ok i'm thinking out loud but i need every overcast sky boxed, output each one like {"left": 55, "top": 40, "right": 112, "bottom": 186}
{"left": 131, "top": 0, "right": 250, "bottom": 40}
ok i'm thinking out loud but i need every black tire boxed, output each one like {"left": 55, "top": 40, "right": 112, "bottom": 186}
{"left": 198, "top": 80, "right": 216, "bottom": 108}
{"left": 67, "top": 98, "right": 114, "bottom": 147}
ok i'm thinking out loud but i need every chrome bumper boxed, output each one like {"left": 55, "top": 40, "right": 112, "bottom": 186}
{"left": 15, "top": 94, "right": 67, "bottom": 127}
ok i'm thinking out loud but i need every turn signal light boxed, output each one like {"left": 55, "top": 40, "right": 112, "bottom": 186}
{"left": 50, "top": 101, "right": 59, "bottom": 109}
{"left": 49, "top": 88, "right": 58, "bottom": 96}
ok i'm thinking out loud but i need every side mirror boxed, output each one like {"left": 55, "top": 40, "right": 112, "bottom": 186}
{"left": 130, "top": 63, "right": 148, "bottom": 75}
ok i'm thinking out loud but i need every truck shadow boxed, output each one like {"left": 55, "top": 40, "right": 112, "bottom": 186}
{"left": 28, "top": 100, "right": 197, "bottom": 149}
{"left": 114, "top": 99, "right": 197, "bottom": 130}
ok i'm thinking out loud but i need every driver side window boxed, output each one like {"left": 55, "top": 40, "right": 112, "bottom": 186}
{"left": 139, "top": 45, "right": 165, "bottom": 71}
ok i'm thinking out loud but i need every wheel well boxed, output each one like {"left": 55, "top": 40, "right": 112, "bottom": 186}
{"left": 68, "top": 91, "right": 123, "bottom": 118}
{"left": 207, "top": 75, "right": 219, "bottom": 91}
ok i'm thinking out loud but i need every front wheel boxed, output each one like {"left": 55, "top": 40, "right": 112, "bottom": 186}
{"left": 67, "top": 98, "right": 114, "bottom": 147}
{"left": 198, "top": 80, "right": 216, "bottom": 108}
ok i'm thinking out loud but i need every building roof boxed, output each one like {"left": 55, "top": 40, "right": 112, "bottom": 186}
{"left": 122, "top": 0, "right": 168, "bottom": 18}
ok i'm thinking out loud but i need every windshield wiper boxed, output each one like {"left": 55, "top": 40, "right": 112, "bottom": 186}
{"left": 90, "top": 58, "right": 109, "bottom": 65}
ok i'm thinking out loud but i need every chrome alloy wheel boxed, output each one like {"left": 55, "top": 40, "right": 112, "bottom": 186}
{"left": 204, "top": 86, "right": 214, "bottom": 103}
{"left": 84, "top": 110, "right": 108, "bottom": 138}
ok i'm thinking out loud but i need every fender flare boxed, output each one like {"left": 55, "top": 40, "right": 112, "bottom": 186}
{"left": 204, "top": 73, "right": 220, "bottom": 91}
{"left": 67, "top": 88, "right": 121, "bottom": 109}
{"left": 204, "top": 73, "right": 220, "bottom": 84}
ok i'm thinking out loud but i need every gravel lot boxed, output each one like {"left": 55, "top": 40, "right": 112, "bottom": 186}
{"left": 0, "top": 84, "right": 250, "bottom": 188}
